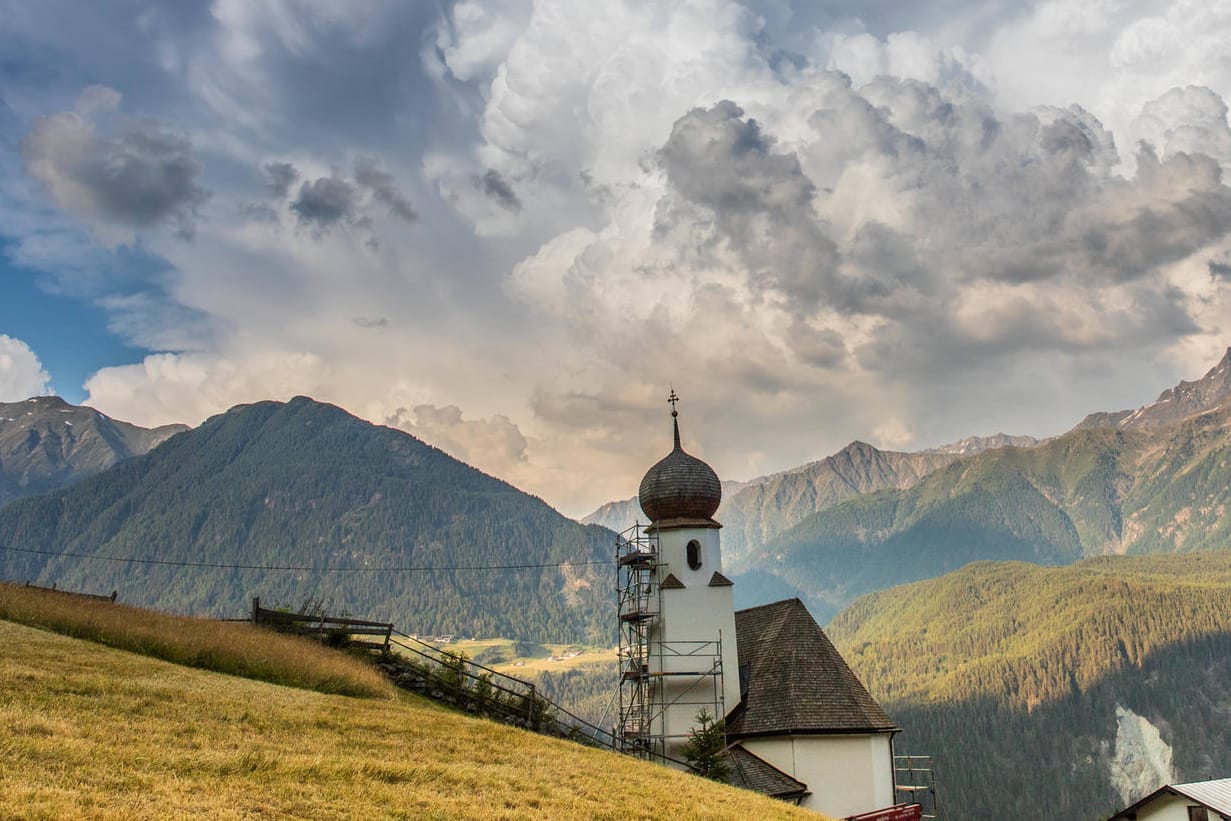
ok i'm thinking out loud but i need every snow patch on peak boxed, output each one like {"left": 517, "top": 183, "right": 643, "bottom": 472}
{"left": 922, "top": 433, "right": 1041, "bottom": 456}
{"left": 1107, "top": 704, "right": 1174, "bottom": 805}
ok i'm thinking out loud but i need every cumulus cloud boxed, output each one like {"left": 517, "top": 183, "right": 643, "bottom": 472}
{"left": 507, "top": 70, "right": 1231, "bottom": 480}
{"left": 83, "top": 351, "right": 333, "bottom": 427}
{"left": 0, "top": 336, "right": 53, "bottom": 400}
{"left": 1133, "top": 86, "right": 1231, "bottom": 166}
{"left": 985, "top": 0, "right": 1231, "bottom": 162}
{"left": 11, "top": 1, "right": 1231, "bottom": 516}
{"left": 21, "top": 86, "right": 208, "bottom": 245}
{"left": 659, "top": 100, "right": 843, "bottom": 314}
{"left": 386, "top": 403, "right": 529, "bottom": 474}
{"left": 437, "top": 0, "right": 533, "bottom": 83}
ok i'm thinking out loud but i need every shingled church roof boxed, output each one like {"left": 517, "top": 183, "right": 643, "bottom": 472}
{"left": 725, "top": 742, "right": 809, "bottom": 802}
{"left": 726, "top": 598, "right": 899, "bottom": 737}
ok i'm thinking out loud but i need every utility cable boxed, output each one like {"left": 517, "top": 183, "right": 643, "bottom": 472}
{"left": 0, "top": 543, "right": 613, "bottom": 573}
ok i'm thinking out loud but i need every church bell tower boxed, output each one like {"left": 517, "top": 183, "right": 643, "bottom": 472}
{"left": 616, "top": 392, "right": 741, "bottom": 764}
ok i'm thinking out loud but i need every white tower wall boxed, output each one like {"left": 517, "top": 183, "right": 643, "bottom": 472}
{"left": 648, "top": 523, "right": 742, "bottom": 763}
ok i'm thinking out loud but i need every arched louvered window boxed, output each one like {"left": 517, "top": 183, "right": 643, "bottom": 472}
{"left": 686, "top": 539, "right": 702, "bottom": 570}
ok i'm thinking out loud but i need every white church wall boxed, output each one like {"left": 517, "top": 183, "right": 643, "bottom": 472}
{"left": 742, "top": 733, "right": 896, "bottom": 818}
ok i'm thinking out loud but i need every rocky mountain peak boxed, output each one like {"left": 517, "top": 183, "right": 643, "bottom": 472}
{"left": 1075, "top": 348, "right": 1231, "bottom": 433}
{"left": 0, "top": 396, "right": 188, "bottom": 505}
{"left": 922, "top": 433, "right": 1042, "bottom": 457}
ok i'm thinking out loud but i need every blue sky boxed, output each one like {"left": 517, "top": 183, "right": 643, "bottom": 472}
{"left": 0, "top": 249, "right": 143, "bottom": 403}
{"left": 2, "top": 0, "right": 1231, "bottom": 515}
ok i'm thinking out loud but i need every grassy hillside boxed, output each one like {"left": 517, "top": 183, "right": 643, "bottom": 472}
{"left": 0, "top": 397, "right": 614, "bottom": 643}
{"left": 0, "top": 580, "right": 392, "bottom": 698}
{"left": 1, "top": 617, "right": 819, "bottom": 819}
{"left": 829, "top": 554, "right": 1231, "bottom": 820}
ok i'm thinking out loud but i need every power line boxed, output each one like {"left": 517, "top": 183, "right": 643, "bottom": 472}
{"left": 0, "top": 544, "right": 613, "bottom": 573}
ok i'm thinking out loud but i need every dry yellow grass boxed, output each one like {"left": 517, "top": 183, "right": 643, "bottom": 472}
{"left": 0, "top": 581, "right": 392, "bottom": 698}
{"left": 0, "top": 620, "right": 824, "bottom": 820}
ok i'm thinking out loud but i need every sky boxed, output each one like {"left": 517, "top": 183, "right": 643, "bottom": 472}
{"left": 2, "top": 0, "right": 1231, "bottom": 517}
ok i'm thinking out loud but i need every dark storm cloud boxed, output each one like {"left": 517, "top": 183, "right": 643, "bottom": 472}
{"left": 477, "top": 168, "right": 521, "bottom": 212}
{"left": 660, "top": 100, "right": 813, "bottom": 213}
{"left": 354, "top": 157, "right": 417, "bottom": 222}
{"left": 290, "top": 174, "right": 359, "bottom": 230}
{"left": 264, "top": 162, "right": 299, "bottom": 199}
{"left": 22, "top": 106, "right": 208, "bottom": 241}
{"left": 286, "top": 161, "right": 416, "bottom": 239}
{"left": 658, "top": 100, "right": 844, "bottom": 313}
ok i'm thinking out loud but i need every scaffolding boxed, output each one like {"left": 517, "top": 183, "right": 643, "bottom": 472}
{"left": 615, "top": 523, "right": 724, "bottom": 763}
{"left": 895, "top": 755, "right": 941, "bottom": 819}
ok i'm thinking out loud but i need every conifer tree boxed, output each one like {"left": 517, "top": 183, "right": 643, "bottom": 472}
{"left": 682, "top": 708, "right": 731, "bottom": 783}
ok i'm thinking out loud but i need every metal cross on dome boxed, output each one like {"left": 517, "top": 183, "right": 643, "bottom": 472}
{"left": 668, "top": 388, "right": 679, "bottom": 417}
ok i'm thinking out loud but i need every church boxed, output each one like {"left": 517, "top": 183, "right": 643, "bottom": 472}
{"left": 616, "top": 398, "right": 905, "bottom": 818}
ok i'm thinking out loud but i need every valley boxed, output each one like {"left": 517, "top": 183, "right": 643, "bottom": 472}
{"left": 6, "top": 350, "right": 1231, "bottom": 819}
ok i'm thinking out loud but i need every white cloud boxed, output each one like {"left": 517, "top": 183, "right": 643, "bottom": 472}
{"left": 386, "top": 403, "right": 528, "bottom": 478}
{"left": 984, "top": 0, "right": 1231, "bottom": 164}
{"left": 83, "top": 351, "right": 331, "bottom": 427}
{"left": 7, "top": 1, "right": 1231, "bottom": 517}
{"left": 0, "top": 336, "right": 52, "bottom": 401}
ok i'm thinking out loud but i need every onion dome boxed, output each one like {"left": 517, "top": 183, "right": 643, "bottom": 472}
{"left": 638, "top": 409, "right": 721, "bottom": 524}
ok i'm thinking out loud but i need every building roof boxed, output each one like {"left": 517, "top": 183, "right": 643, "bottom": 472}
{"left": 638, "top": 415, "right": 721, "bottom": 525}
{"left": 726, "top": 598, "right": 899, "bottom": 738}
{"left": 725, "top": 742, "right": 809, "bottom": 801}
{"left": 1107, "top": 778, "right": 1231, "bottom": 820}
{"left": 1176, "top": 779, "right": 1231, "bottom": 812}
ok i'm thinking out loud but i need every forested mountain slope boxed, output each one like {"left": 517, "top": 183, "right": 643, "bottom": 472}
{"left": 0, "top": 397, "right": 613, "bottom": 643}
{"left": 829, "top": 554, "right": 1231, "bottom": 821}
{"left": 584, "top": 442, "right": 967, "bottom": 566}
{"left": 0, "top": 396, "right": 185, "bottom": 505}
{"left": 753, "top": 351, "right": 1231, "bottom": 619}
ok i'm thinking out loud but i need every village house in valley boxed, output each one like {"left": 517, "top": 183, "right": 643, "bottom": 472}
{"left": 1106, "top": 778, "right": 1231, "bottom": 821}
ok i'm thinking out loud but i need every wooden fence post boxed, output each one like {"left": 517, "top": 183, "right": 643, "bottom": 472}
{"left": 252, "top": 597, "right": 260, "bottom": 624}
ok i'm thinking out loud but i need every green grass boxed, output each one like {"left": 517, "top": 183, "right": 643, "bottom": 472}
{"left": 0, "top": 581, "right": 393, "bottom": 698}
{"left": 0, "top": 618, "right": 823, "bottom": 820}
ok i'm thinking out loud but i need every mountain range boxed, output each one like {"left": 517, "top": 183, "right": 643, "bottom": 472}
{"left": 745, "top": 348, "right": 1231, "bottom": 618}
{"left": 0, "top": 395, "right": 185, "bottom": 505}
{"left": 582, "top": 435, "right": 1033, "bottom": 570}
{"left": 0, "top": 397, "right": 611, "bottom": 643}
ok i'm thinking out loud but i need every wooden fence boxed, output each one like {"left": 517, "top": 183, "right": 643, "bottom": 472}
{"left": 385, "top": 629, "right": 618, "bottom": 749}
{"left": 250, "top": 597, "right": 393, "bottom": 653}
{"left": 245, "top": 600, "right": 623, "bottom": 755}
